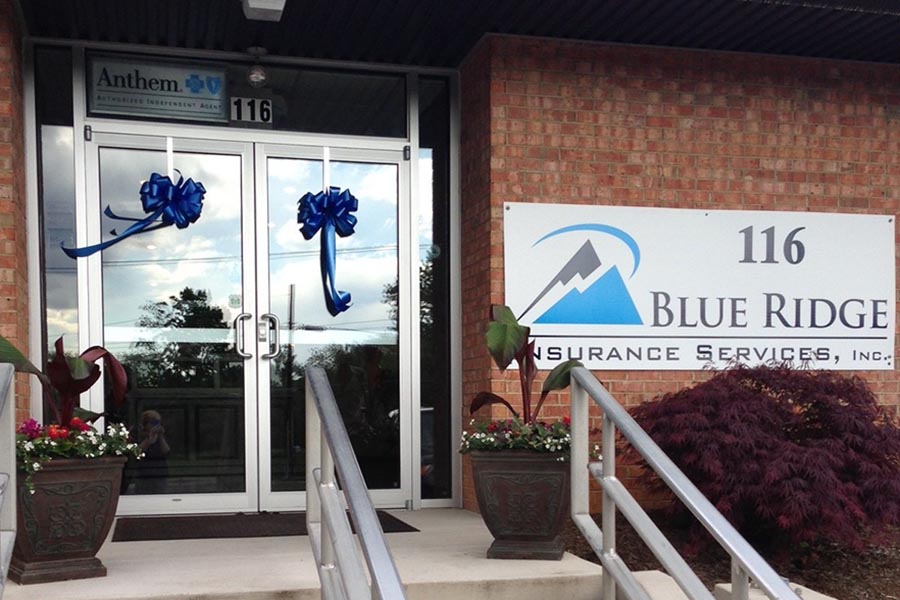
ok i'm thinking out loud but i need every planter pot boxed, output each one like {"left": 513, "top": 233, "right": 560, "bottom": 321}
{"left": 470, "top": 450, "right": 570, "bottom": 560}
{"left": 9, "top": 456, "right": 127, "bottom": 584}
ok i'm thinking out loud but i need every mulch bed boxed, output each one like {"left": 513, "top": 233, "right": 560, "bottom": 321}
{"left": 563, "top": 513, "right": 900, "bottom": 600}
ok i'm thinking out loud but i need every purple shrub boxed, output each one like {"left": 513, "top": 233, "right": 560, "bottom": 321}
{"left": 630, "top": 364, "right": 900, "bottom": 554}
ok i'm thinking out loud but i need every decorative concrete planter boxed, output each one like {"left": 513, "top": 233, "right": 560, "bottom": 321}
{"left": 470, "top": 450, "right": 570, "bottom": 560}
{"left": 9, "top": 456, "right": 126, "bottom": 584}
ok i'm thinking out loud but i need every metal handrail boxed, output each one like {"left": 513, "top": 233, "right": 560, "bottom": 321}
{"left": 0, "top": 363, "right": 16, "bottom": 598}
{"left": 305, "top": 366, "right": 407, "bottom": 600}
{"left": 570, "top": 366, "right": 801, "bottom": 600}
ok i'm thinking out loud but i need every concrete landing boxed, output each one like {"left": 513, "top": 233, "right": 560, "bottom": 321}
{"left": 3, "top": 508, "right": 604, "bottom": 600}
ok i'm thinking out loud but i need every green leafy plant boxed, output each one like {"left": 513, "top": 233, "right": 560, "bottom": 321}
{"left": 460, "top": 305, "right": 581, "bottom": 454}
{"left": 0, "top": 335, "right": 141, "bottom": 490}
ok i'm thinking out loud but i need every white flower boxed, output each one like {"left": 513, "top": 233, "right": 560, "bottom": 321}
{"left": 31, "top": 462, "right": 41, "bottom": 470}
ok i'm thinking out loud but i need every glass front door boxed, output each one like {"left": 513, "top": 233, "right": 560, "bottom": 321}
{"left": 256, "top": 144, "right": 410, "bottom": 510}
{"left": 83, "top": 132, "right": 410, "bottom": 514}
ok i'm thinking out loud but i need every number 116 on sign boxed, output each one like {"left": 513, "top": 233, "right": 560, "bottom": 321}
{"left": 231, "top": 97, "right": 272, "bottom": 123}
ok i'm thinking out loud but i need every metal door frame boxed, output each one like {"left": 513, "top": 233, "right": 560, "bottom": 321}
{"left": 255, "top": 142, "right": 412, "bottom": 511}
{"left": 84, "top": 131, "right": 259, "bottom": 515}
{"left": 82, "top": 126, "right": 414, "bottom": 514}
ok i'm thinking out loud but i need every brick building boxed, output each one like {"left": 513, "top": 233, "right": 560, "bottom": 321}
{"left": 1, "top": 0, "right": 899, "bottom": 516}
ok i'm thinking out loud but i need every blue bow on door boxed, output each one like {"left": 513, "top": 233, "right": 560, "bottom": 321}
{"left": 62, "top": 172, "right": 206, "bottom": 259}
{"left": 297, "top": 186, "right": 359, "bottom": 317}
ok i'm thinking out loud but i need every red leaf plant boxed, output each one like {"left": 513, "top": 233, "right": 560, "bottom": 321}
{"left": 0, "top": 334, "right": 127, "bottom": 428}
{"left": 629, "top": 363, "right": 900, "bottom": 558}
{"left": 2, "top": 334, "right": 140, "bottom": 492}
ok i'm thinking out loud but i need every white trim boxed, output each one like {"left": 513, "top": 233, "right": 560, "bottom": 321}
{"left": 237, "top": 138, "right": 261, "bottom": 515}
{"left": 407, "top": 73, "right": 423, "bottom": 509}
{"left": 448, "top": 73, "right": 462, "bottom": 507}
{"left": 254, "top": 142, "right": 323, "bottom": 513}
{"left": 72, "top": 47, "right": 104, "bottom": 419}
{"left": 85, "top": 116, "right": 409, "bottom": 150}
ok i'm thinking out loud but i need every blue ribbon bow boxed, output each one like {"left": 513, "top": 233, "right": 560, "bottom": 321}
{"left": 298, "top": 186, "right": 359, "bottom": 316}
{"left": 62, "top": 172, "right": 206, "bottom": 259}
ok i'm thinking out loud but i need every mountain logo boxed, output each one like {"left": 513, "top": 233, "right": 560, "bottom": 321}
{"left": 519, "top": 224, "right": 643, "bottom": 326}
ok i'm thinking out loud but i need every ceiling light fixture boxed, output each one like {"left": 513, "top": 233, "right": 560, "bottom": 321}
{"left": 241, "top": 0, "right": 286, "bottom": 22}
{"left": 246, "top": 47, "right": 269, "bottom": 88}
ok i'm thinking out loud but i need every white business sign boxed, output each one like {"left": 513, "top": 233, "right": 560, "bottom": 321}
{"left": 88, "top": 56, "right": 228, "bottom": 122}
{"left": 504, "top": 203, "right": 895, "bottom": 370}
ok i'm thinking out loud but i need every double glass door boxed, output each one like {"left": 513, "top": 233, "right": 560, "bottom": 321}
{"left": 82, "top": 132, "right": 410, "bottom": 514}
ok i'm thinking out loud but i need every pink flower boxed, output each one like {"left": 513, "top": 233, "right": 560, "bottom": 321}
{"left": 17, "top": 418, "right": 42, "bottom": 439}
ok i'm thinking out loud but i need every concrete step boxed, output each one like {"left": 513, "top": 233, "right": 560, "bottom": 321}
{"left": 2, "top": 508, "right": 603, "bottom": 600}
{"left": 633, "top": 570, "right": 692, "bottom": 600}
{"left": 715, "top": 581, "right": 837, "bottom": 600}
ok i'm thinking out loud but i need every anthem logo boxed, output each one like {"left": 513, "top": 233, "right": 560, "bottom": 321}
{"left": 519, "top": 224, "right": 643, "bottom": 326}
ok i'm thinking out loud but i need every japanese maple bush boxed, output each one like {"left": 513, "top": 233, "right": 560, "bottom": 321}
{"left": 630, "top": 364, "right": 900, "bottom": 555}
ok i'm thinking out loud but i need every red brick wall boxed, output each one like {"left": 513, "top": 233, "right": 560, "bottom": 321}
{"left": 0, "top": 1, "right": 27, "bottom": 424}
{"left": 459, "top": 35, "right": 900, "bottom": 510}
{"left": 459, "top": 39, "right": 496, "bottom": 511}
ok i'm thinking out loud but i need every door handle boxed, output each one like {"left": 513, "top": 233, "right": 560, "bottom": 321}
{"left": 261, "top": 313, "right": 282, "bottom": 359}
{"left": 233, "top": 312, "right": 253, "bottom": 358}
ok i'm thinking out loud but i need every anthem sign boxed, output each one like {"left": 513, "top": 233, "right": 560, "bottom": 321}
{"left": 88, "top": 55, "right": 228, "bottom": 122}
{"left": 503, "top": 203, "right": 895, "bottom": 370}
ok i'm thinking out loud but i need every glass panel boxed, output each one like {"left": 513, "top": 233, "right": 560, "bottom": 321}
{"left": 419, "top": 77, "right": 452, "bottom": 498}
{"left": 226, "top": 66, "right": 406, "bottom": 137}
{"left": 228, "top": 67, "right": 406, "bottom": 137}
{"left": 98, "top": 147, "right": 247, "bottom": 495}
{"left": 36, "top": 46, "right": 75, "bottom": 423}
{"left": 35, "top": 46, "right": 73, "bottom": 126}
{"left": 40, "top": 126, "right": 77, "bottom": 361}
{"left": 268, "top": 157, "right": 400, "bottom": 492}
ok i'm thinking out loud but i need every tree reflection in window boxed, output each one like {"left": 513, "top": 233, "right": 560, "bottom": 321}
{"left": 124, "top": 287, "right": 241, "bottom": 390}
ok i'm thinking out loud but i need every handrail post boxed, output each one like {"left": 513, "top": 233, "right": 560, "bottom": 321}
{"left": 602, "top": 415, "right": 617, "bottom": 600}
{"left": 304, "top": 367, "right": 407, "bottom": 600}
{"left": 320, "top": 428, "right": 337, "bottom": 573}
{"left": 305, "top": 377, "right": 322, "bottom": 559}
{"left": 570, "top": 377, "right": 590, "bottom": 524}
{"left": 571, "top": 367, "right": 801, "bottom": 600}
{"left": 731, "top": 560, "right": 750, "bottom": 600}
{"left": 0, "top": 364, "right": 15, "bottom": 597}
